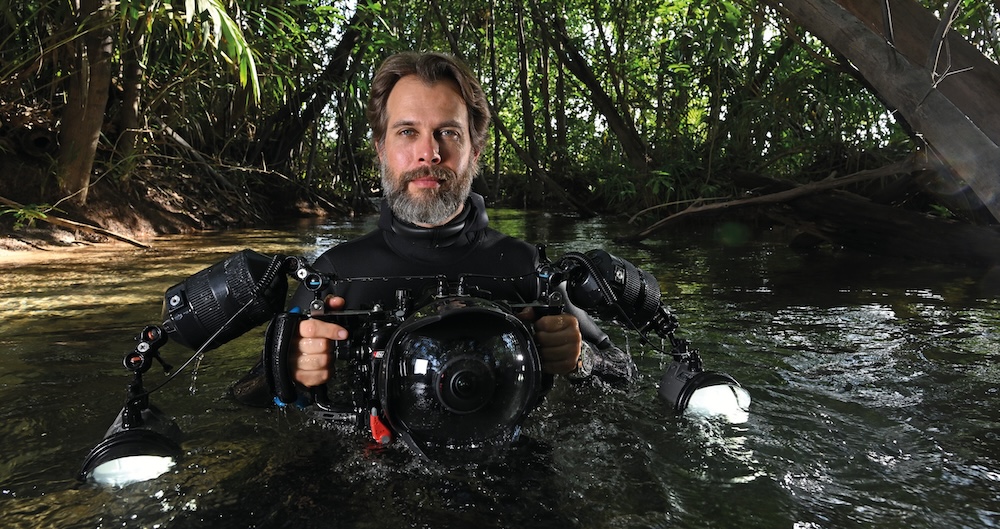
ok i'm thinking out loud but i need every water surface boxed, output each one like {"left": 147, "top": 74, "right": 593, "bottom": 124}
{"left": 2, "top": 212, "right": 998, "bottom": 528}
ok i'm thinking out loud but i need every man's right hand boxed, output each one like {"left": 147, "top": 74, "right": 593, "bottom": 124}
{"left": 291, "top": 296, "right": 348, "bottom": 387}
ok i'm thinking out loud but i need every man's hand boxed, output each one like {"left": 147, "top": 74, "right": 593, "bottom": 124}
{"left": 291, "top": 296, "right": 348, "bottom": 387}
{"left": 532, "top": 312, "right": 583, "bottom": 375}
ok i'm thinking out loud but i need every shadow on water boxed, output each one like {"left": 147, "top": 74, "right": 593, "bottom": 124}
{"left": 2, "top": 213, "right": 999, "bottom": 528}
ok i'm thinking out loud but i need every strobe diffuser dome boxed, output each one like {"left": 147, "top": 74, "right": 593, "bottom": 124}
{"left": 79, "top": 404, "right": 182, "bottom": 487}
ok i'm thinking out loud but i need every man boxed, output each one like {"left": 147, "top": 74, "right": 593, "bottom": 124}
{"left": 288, "top": 52, "right": 634, "bottom": 388}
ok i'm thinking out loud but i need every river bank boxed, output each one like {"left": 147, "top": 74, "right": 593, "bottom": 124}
{"left": 0, "top": 155, "right": 352, "bottom": 260}
{"left": 0, "top": 222, "right": 150, "bottom": 265}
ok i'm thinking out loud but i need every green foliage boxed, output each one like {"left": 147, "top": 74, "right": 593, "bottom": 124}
{"left": 919, "top": 0, "right": 1000, "bottom": 61}
{"left": 0, "top": 204, "right": 51, "bottom": 229}
{"left": 929, "top": 203, "right": 956, "bottom": 218}
{"left": 2, "top": 0, "right": 997, "bottom": 216}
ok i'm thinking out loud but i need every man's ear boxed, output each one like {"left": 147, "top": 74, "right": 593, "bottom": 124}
{"left": 374, "top": 140, "right": 385, "bottom": 162}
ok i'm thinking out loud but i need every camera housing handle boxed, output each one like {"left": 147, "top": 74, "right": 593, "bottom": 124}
{"left": 262, "top": 312, "right": 304, "bottom": 405}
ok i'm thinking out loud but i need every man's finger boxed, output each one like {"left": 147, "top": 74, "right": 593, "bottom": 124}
{"left": 299, "top": 318, "right": 348, "bottom": 340}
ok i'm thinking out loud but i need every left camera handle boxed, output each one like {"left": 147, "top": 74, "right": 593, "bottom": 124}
{"left": 263, "top": 312, "right": 306, "bottom": 405}
{"left": 263, "top": 255, "right": 337, "bottom": 405}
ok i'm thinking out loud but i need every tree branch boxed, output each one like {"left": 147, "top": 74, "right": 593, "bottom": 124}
{"left": 620, "top": 157, "right": 923, "bottom": 242}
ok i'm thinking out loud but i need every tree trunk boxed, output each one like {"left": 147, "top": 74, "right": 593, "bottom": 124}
{"left": 118, "top": 19, "right": 146, "bottom": 163}
{"left": 663, "top": 3, "right": 695, "bottom": 144}
{"left": 514, "top": 1, "right": 539, "bottom": 172}
{"left": 590, "top": 0, "right": 625, "bottom": 109}
{"left": 764, "top": 0, "right": 1000, "bottom": 222}
{"left": 57, "top": 0, "right": 113, "bottom": 205}
{"left": 247, "top": 10, "right": 370, "bottom": 170}
{"left": 837, "top": 0, "right": 1000, "bottom": 145}
{"left": 554, "top": 19, "right": 568, "bottom": 166}
{"left": 539, "top": 40, "right": 555, "bottom": 175}
{"left": 530, "top": 0, "right": 651, "bottom": 174}
{"left": 488, "top": 0, "right": 502, "bottom": 197}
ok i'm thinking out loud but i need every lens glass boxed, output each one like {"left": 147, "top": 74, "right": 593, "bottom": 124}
{"left": 436, "top": 356, "right": 496, "bottom": 414}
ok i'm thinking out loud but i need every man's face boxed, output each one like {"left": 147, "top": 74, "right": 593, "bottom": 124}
{"left": 377, "top": 75, "right": 480, "bottom": 227}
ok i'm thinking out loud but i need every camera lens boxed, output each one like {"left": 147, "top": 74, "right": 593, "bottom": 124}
{"left": 435, "top": 357, "right": 496, "bottom": 414}
{"left": 378, "top": 297, "right": 543, "bottom": 461}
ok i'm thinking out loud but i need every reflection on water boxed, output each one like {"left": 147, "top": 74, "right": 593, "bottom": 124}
{"left": 2, "top": 213, "right": 999, "bottom": 528}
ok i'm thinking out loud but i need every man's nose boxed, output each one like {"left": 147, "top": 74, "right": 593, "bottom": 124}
{"left": 417, "top": 136, "right": 442, "bottom": 164}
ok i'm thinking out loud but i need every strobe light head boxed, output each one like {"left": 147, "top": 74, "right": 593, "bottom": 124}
{"left": 161, "top": 249, "right": 288, "bottom": 351}
{"left": 560, "top": 249, "right": 664, "bottom": 330}
{"left": 658, "top": 357, "right": 751, "bottom": 424}
{"left": 377, "top": 296, "right": 544, "bottom": 462}
{"left": 79, "top": 404, "right": 182, "bottom": 487}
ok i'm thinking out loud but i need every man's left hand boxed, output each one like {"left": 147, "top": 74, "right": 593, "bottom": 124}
{"left": 533, "top": 313, "right": 583, "bottom": 375}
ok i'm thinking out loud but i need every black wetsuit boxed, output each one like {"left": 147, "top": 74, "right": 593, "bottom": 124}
{"left": 288, "top": 193, "right": 541, "bottom": 312}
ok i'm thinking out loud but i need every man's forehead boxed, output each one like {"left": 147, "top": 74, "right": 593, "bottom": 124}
{"left": 386, "top": 76, "right": 468, "bottom": 125}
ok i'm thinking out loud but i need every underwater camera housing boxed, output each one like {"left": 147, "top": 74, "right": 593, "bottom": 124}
{"left": 261, "top": 276, "right": 549, "bottom": 462}
{"left": 372, "top": 294, "right": 544, "bottom": 461}
{"left": 81, "top": 248, "right": 749, "bottom": 485}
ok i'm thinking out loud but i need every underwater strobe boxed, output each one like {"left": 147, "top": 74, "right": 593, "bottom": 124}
{"left": 554, "top": 250, "right": 751, "bottom": 424}
{"left": 79, "top": 251, "right": 288, "bottom": 487}
{"left": 78, "top": 325, "right": 183, "bottom": 487}
{"left": 79, "top": 247, "right": 750, "bottom": 486}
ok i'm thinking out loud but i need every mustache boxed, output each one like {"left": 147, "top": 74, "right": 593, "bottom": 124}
{"left": 401, "top": 166, "right": 457, "bottom": 183}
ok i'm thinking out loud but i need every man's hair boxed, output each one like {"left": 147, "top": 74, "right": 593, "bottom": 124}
{"left": 367, "top": 52, "right": 490, "bottom": 154}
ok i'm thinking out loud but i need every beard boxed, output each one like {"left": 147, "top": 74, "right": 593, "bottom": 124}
{"left": 382, "top": 163, "right": 477, "bottom": 226}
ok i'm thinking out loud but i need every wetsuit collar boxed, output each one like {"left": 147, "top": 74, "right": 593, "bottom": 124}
{"left": 380, "top": 192, "right": 490, "bottom": 248}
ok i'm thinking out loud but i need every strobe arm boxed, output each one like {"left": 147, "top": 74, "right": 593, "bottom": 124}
{"left": 124, "top": 325, "right": 172, "bottom": 375}
{"left": 118, "top": 325, "right": 171, "bottom": 431}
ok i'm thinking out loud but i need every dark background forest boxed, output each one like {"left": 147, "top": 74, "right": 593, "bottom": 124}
{"left": 2, "top": 0, "right": 999, "bottom": 260}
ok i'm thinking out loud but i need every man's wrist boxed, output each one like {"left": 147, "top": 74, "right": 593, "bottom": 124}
{"left": 566, "top": 341, "right": 595, "bottom": 380}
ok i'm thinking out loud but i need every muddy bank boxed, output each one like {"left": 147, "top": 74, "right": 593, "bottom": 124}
{"left": 0, "top": 155, "right": 351, "bottom": 256}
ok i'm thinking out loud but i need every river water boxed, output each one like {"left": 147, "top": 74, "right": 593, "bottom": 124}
{"left": 2, "top": 210, "right": 999, "bottom": 528}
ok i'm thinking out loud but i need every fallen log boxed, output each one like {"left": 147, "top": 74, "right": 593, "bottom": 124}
{"left": 621, "top": 157, "right": 922, "bottom": 242}
{"left": 620, "top": 155, "right": 1000, "bottom": 267}
{"left": 0, "top": 195, "right": 152, "bottom": 249}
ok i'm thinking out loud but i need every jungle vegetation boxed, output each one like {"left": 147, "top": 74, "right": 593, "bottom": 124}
{"left": 1, "top": 0, "right": 999, "bottom": 252}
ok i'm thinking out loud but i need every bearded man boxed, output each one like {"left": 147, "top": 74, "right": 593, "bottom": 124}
{"left": 288, "top": 52, "right": 600, "bottom": 387}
